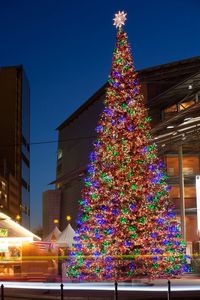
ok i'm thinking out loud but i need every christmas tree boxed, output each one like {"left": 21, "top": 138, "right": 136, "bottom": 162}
{"left": 67, "top": 11, "right": 189, "bottom": 281}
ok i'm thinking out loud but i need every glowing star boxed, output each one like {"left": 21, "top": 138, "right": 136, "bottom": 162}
{"left": 113, "top": 11, "right": 127, "bottom": 29}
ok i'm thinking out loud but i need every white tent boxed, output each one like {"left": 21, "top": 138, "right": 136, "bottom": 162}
{"left": 43, "top": 226, "right": 61, "bottom": 242}
{"left": 56, "top": 223, "right": 77, "bottom": 247}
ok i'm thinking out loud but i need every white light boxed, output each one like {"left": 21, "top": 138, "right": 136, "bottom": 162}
{"left": 1, "top": 281, "right": 200, "bottom": 292}
{"left": 113, "top": 11, "right": 127, "bottom": 29}
{"left": 184, "top": 117, "right": 192, "bottom": 122}
{"left": 188, "top": 84, "right": 193, "bottom": 90}
{"left": 196, "top": 176, "right": 200, "bottom": 235}
{"left": 167, "top": 126, "right": 174, "bottom": 129}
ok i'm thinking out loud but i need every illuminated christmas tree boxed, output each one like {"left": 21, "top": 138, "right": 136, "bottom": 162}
{"left": 67, "top": 11, "right": 189, "bottom": 281}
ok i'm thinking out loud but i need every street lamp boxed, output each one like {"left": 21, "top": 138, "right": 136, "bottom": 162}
{"left": 66, "top": 215, "right": 71, "bottom": 222}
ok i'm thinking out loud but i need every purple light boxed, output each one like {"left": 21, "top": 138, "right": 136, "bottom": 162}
{"left": 112, "top": 209, "right": 119, "bottom": 215}
{"left": 130, "top": 203, "right": 136, "bottom": 210}
{"left": 127, "top": 125, "right": 134, "bottom": 132}
{"left": 151, "top": 232, "right": 158, "bottom": 238}
{"left": 113, "top": 81, "right": 120, "bottom": 88}
{"left": 96, "top": 125, "right": 103, "bottom": 133}
{"left": 104, "top": 108, "right": 113, "bottom": 116}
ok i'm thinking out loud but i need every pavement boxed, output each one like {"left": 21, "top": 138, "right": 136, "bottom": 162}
{"left": 1, "top": 278, "right": 200, "bottom": 299}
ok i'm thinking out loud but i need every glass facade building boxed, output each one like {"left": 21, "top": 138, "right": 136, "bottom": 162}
{"left": 54, "top": 57, "right": 200, "bottom": 270}
{"left": 0, "top": 66, "right": 30, "bottom": 228}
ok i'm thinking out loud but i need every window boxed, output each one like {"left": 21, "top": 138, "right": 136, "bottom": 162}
{"left": 57, "top": 149, "right": 63, "bottom": 160}
{"left": 179, "top": 100, "right": 195, "bottom": 111}
{"left": 162, "top": 98, "right": 196, "bottom": 120}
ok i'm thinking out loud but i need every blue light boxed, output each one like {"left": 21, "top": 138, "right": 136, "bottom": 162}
{"left": 129, "top": 204, "right": 136, "bottom": 210}
{"left": 168, "top": 226, "right": 178, "bottom": 232}
{"left": 153, "top": 256, "right": 158, "bottom": 262}
{"left": 94, "top": 140, "right": 101, "bottom": 148}
{"left": 112, "top": 209, "right": 119, "bottom": 215}
{"left": 151, "top": 232, "right": 158, "bottom": 238}
{"left": 95, "top": 233, "right": 101, "bottom": 239}
{"left": 90, "top": 152, "right": 97, "bottom": 162}
{"left": 174, "top": 241, "right": 180, "bottom": 246}
{"left": 94, "top": 251, "right": 101, "bottom": 257}
{"left": 113, "top": 81, "right": 120, "bottom": 88}
{"left": 104, "top": 256, "right": 113, "bottom": 262}
{"left": 112, "top": 71, "right": 121, "bottom": 78}
{"left": 162, "top": 239, "right": 170, "bottom": 245}
{"left": 111, "top": 119, "right": 117, "bottom": 125}
{"left": 158, "top": 162, "right": 165, "bottom": 168}
{"left": 88, "top": 165, "right": 95, "bottom": 173}
{"left": 149, "top": 165, "right": 156, "bottom": 171}
{"left": 167, "top": 211, "right": 176, "bottom": 217}
{"left": 147, "top": 195, "right": 154, "bottom": 202}
{"left": 128, "top": 263, "right": 135, "bottom": 270}
{"left": 156, "top": 218, "right": 164, "bottom": 224}
{"left": 100, "top": 205, "right": 107, "bottom": 211}
{"left": 127, "top": 125, "right": 134, "bottom": 132}
{"left": 75, "top": 243, "right": 82, "bottom": 250}
{"left": 104, "top": 108, "right": 113, "bottom": 116}
{"left": 96, "top": 125, "right": 103, "bottom": 133}
{"left": 119, "top": 116, "right": 126, "bottom": 122}
{"left": 124, "top": 240, "right": 132, "bottom": 247}
{"left": 153, "top": 248, "right": 163, "bottom": 254}
{"left": 97, "top": 219, "right": 106, "bottom": 225}
{"left": 182, "top": 264, "right": 190, "bottom": 272}
{"left": 134, "top": 87, "right": 139, "bottom": 94}
{"left": 165, "top": 186, "right": 171, "bottom": 191}
{"left": 86, "top": 261, "right": 91, "bottom": 268}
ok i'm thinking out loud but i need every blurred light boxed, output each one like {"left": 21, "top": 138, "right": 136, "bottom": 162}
{"left": 66, "top": 215, "right": 71, "bottom": 221}
{"left": 196, "top": 175, "right": 200, "bottom": 235}
{"left": 54, "top": 219, "right": 59, "bottom": 224}
{"left": 16, "top": 215, "right": 21, "bottom": 221}
{"left": 188, "top": 84, "right": 193, "bottom": 90}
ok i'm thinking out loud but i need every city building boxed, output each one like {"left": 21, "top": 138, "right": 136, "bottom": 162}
{"left": 52, "top": 56, "right": 200, "bottom": 259}
{"left": 0, "top": 65, "right": 30, "bottom": 227}
{"left": 42, "top": 189, "right": 61, "bottom": 237}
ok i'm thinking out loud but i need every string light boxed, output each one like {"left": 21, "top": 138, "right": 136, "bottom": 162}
{"left": 67, "top": 12, "right": 189, "bottom": 281}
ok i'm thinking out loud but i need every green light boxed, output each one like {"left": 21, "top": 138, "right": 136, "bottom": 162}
{"left": 131, "top": 184, "right": 137, "bottom": 190}
{"left": 130, "top": 233, "right": 138, "bottom": 238}
{"left": 128, "top": 226, "right": 136, "bottom": 231}
{"left": 139, "top": 217, "right": 146, "bottom": 224}
{"left": 122, "top": 208, "right": 129, "bottom": 214}
{"left": 134, "top": 249, "right": 140, "bottom": 255}
{"left": 120, "top": 217, "right": 127, "bottom": 224}
{"left": 91, "top": 194, "right": 98, "bottom": 199}
{"left": 116, "top": 58, "right": 122, "bottom": 64}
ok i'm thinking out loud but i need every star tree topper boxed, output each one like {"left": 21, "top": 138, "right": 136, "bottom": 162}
{"left": 113, "top": 11, "right": 127, "bottom": 29}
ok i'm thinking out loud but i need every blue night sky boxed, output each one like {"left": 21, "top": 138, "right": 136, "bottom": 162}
{"left": 0, "top": 0, "right": 199, "bottom": 229}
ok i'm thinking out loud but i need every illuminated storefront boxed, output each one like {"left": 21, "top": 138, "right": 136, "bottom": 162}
{"left": 0, "top": 212, "right": 58, "bottom": 280}
{"left": 150, "top": 71, "right": 200, "bottom": 267}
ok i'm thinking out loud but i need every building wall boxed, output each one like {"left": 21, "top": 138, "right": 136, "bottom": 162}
{"left": 56, "top": 96, "right": 104, "bottom": 229}
{"left": 43, "top": 189, "right": 61, "bottom": 237}
{"left": 55, "top": 58, "right": 200, "bottom": 250}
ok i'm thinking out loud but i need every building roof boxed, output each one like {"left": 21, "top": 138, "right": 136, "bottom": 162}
{"left": 0, "top": 212, "right": 40, "bottom": 241}
{"left": 148, "top": 71, "right": 200, "bottom": 108}
{"left": 56, "top": 56, "right": 200, "bottom": 131}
